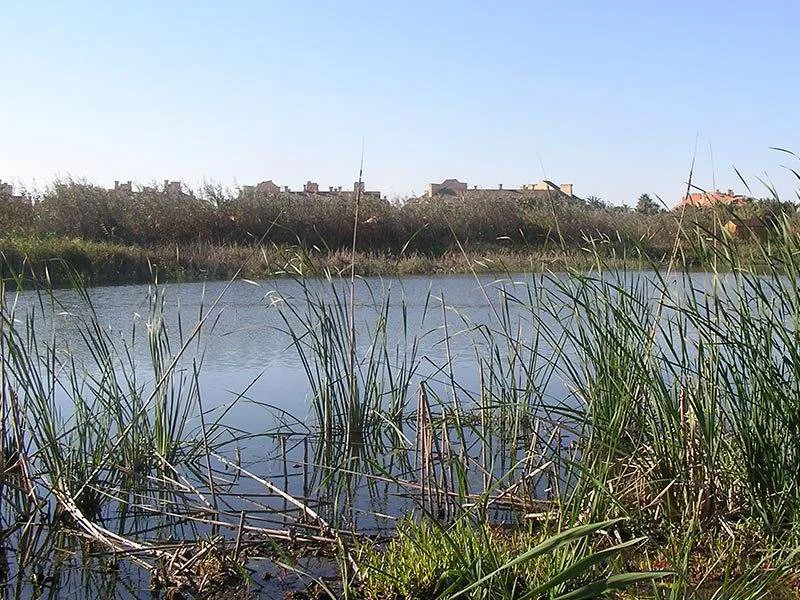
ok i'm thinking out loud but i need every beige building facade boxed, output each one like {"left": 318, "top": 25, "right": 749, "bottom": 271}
{"left": 427, "top": 179, "right": 468, "bottom": 197}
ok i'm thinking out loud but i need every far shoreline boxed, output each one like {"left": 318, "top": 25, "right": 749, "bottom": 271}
{"left": 0, "top": 235, "right": 681, "bottom": 288}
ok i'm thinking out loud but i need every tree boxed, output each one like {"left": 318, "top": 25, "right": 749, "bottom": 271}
{"left": 585, "top": 195, "right": 608, "bottom": 210}
{"left": 635, "top": 193, "right": 662, "bottom": 215}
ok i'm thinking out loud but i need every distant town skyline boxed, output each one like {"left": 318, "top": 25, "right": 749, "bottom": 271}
{"left": 4, "top": 174, "right": 764, "bottom": 211}
{"left": 0, "top": 169, "right": 778, "bottom": 207}
{"left": 2, "top": 2, "right": 799, "bottom": 206}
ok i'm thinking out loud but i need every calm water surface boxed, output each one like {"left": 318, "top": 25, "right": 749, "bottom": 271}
{"left": 11, "top": 274, "right": 568, "bottom": 426}
{"left": 2, "top": 271, "right": 721, "bottom": 598}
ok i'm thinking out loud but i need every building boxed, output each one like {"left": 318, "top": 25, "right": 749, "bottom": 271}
{"left": 0, "top": 180, "right": 13, "bottom": 198}
{"left": 521, "top": 180, "right": 574, "bottom": 196}
{"left": 239, "top": 179, "right": 382, "bottom": 200}
{"left": 426, "top": 179, "right": 576, "bottom": 199}
{"left": 110, "top": 180, "right": 191, "bottom": 196}
{"left": 0, "top": 180, "right": 26, "bottom": 203}
{"left": 675, "top": 189, "right": 745, "bottom": 210}
{"left": 254, "top": 180, "right": 280, "bottom": 195}
{"left": 162, "top": 180, "right": 187, "bottom": 195}
{"left": 422, "top": 178, "right": 578, "bottom": 203}
{"left": 428, "top": 179, "right": 468, "bottom": 197}
{"left": 351, "top": 181, "right": 381, "bottom": 199}
{"left": 724, "top": 218, "right": 769, "bottom": 239}
{"left": 114, "top": 180, "right": 133, "bottom": 193}
{"left": 241, "top": 180, "right": 282, "bottom": 195}
{"left": 298, "top": 181, "right": 382, "bottom": 199}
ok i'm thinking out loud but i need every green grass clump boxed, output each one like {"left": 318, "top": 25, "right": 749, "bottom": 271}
{"left": 355, "top": 517, "right": 665, "bottom": 600}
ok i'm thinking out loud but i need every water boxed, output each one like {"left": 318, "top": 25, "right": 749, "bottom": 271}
{"left": 2, "top": 270, "right": 765, "bottom": 598}
{"left": 2, "top": 273, "right": 575, "bottom": 598}
{"left": 8, "top": 274, "right": 563, "bottom": 418}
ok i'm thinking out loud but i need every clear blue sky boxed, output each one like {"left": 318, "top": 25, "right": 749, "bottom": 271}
{"left": 2, "top": 1, "right": 799, "bottom": 206}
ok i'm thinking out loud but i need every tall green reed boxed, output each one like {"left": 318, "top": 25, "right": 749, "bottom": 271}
{"left": 275, "top": 272, "right": 424, "bottom": 490}
{"left": 0, "top": 273, "right": 233, "bottom": 534}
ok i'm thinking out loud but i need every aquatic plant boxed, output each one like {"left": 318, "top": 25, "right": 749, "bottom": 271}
{"left": 4, "top": 165, "right": 800, "bottom": 598}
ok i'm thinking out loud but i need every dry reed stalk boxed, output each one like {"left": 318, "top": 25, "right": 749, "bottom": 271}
{"left": 481, "top": 461, "right": 554, "bottom": 512}
{"left": 212, "top": 447, "right": 360, "bottom": 579}
{"left": 51, "top": 488, "right": 158, "bottom": 570}
{"left": 212, "top": 452, "right": 336, "bottom": 533}
{"left": 153, "top": 450, "right": 216, "bottom": 511}
{"left": 347, "top": 147, "right": 364, "bottom": 455}
{"left": 116, "top": 501, "right": 338, "bottom": 544}
{"left": 415, "top": 381, "right": 434, "bottom": 513}
{"left": 234, "top": 510, "right": 246, "bottom": 562}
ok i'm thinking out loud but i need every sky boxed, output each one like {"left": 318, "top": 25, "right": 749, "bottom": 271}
{"left": 2, "top": 1, "right": 799, "bottom": 206}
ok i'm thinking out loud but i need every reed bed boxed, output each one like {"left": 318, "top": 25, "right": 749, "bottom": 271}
{"left": 3, "top": 177, "right": 794, "bottom": 286}
{"left": 2, "top": 194, "right": 800, "bottom": 597}
{"left": 6, "top": 180, "right": 678, "bottom": 253}
{"left": 0, "top": 178, "right": 735, "bottom": 288}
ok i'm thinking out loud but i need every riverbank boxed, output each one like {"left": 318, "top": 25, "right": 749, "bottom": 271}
{"left": 0, "top": 235, "right": 665, "bottom": 286}
{"left": 3, "top": 180, "right": 793, "bottom": 287}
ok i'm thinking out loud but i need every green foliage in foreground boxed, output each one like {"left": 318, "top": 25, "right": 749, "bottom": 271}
{"left": 268, "top": 215, "right": 800, "bottom": 597}
{"left": 355, "top": 517, "right": 667, "bottom": 600}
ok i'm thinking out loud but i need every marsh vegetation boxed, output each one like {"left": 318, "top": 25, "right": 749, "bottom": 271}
{"left": 1, "top": 178, "right": 795, "bottom": 285}
{"left": 2, "top": 175, "right": 800, "bottom": 598}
